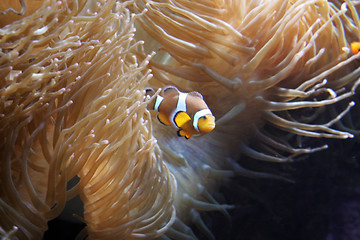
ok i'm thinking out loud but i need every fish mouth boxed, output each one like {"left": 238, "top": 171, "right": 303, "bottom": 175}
{"left": 201, "top": 124, "right": 215, "bottom": 133}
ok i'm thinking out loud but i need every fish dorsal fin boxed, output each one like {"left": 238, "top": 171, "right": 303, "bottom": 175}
{"left": 173, "top": 111, "right": 191, "bottom": 128}
{"left": 188, "top": 91, "right": 203, "bottom": 99}
{"left": 162, "top": 86, "right": 179, "bottom": 96}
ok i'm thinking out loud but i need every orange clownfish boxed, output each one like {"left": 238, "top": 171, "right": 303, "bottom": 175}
{"left": 146, "top": 86, "right": 215, "bottom": 139}
{"left": 351, "top": 41, "right": 360, "bottom": 55}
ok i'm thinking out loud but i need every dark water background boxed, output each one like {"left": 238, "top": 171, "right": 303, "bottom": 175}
{"left": 44, "top": 137, "right": 360, "bottom": 240}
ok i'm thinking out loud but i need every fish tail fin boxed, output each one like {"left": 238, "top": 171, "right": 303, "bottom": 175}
{"left": 145, "top": 87, "right": 157, "bottom": 110}
{"left": 145, "top": 87, "right": 155, "bottom": 97}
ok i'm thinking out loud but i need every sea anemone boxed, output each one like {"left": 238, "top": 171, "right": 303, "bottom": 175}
{"left": 1, "top": 0, "right": 174, "bottom": 239}
{"left": 1, "top": 0, "right": 360, "bottom": 239}
{"left": 122, "top": 0, "right": 360, "bottom": 236}
{"left": 129, "top": 0, "right": 360, "bottom": 145}
{"left": 0, "top": 0, "right": 45, "bottom": 28}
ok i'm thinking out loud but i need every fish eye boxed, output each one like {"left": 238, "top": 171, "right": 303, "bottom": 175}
{"left": 201, "top": 116, "right": 207, "bottom": 119}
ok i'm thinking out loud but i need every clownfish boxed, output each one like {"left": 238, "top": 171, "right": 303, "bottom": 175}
{"left": 351, "top": 41, "right": 360, "bottom": 55}
{"left": 146, "top": 86, "right": 215, "bottom": 139}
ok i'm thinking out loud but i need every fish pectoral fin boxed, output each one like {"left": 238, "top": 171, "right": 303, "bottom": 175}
{"left": 177, "top": 129, "right": 191, "bottom": 139}
{"left": 157, "top": 113, "right": 172, "bottom": 126}
{"left": 173, "top": 111, "right": 191, "bottom": 128}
